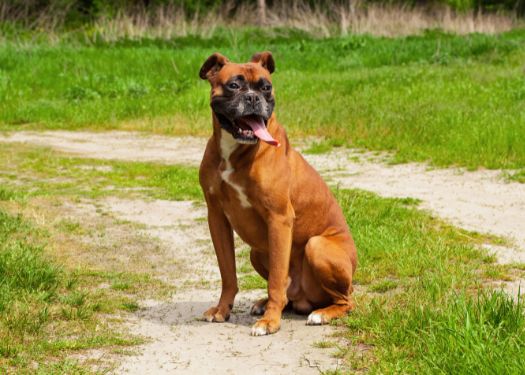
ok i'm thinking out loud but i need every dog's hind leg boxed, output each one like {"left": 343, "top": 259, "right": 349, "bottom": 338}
{"left": 303, "top": 230, "right": 357, "bottom": 325}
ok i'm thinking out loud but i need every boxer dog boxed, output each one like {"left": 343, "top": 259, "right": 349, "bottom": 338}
{"left": 199, "top": 52, "right": 357, "bottom": 336}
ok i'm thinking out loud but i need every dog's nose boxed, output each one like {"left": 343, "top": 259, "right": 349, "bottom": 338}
{"left": 244, "top": 93, "right": 260, "bottom": 106}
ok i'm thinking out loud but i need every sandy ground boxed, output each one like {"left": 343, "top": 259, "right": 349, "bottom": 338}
{"left": 2, "top": 130, "right": 524, "bottom": 372}
{"left": 0, "top": 131, "right": 205, "bottom": 165}
{"left": 100, "top": 197, "right": 343, "bottom": 374}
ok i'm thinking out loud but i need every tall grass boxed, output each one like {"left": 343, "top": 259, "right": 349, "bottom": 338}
{"left": 87, "top": 2, "right": 518, "bottom": 40}
{"left": 0, "top": 1, "right": 520, "bottom": 42}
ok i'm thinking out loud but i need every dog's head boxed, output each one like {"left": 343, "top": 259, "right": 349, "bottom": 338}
{"left": 199, "top": 52, "right": 277, "bottom": 146}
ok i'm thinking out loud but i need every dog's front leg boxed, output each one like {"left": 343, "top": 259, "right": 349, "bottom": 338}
{"left": 203, "top": 199, "right": 237, "bottom": 323}
{"left": 251, "top": 208, "right": 293, "bottom": 336}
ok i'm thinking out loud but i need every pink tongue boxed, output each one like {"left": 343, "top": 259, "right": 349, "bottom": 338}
{"left": 243, "top": 117, "right": 280, "bottom": 147}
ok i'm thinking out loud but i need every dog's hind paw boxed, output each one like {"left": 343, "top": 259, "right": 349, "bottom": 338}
{"left": 250, "top": 298, "right": 267, "bottom": 316}
{"left": 306, "top": 312, "right": 326, "bottom": 325}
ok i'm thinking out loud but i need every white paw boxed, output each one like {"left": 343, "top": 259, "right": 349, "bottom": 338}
{"left": 250, "top": 325, "right": 269, "bottom": 336}
{"left": 306, "top": 312, "right": 325, "bottom": 325}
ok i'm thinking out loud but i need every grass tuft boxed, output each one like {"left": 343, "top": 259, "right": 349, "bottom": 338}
{"left": 412, "top": 291, "right": 524, "bottom": 373}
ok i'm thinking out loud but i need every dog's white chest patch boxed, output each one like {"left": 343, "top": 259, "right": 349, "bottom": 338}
{"left": 220, "top": 130, "right": 252, "bottom": 209}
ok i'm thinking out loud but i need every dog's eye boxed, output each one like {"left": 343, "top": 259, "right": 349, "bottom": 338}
{"left": 228, "top": 82, "right": 240, "bottom": 90}
{"left": 262, "top": 84, "right": 272, "bottom": 92}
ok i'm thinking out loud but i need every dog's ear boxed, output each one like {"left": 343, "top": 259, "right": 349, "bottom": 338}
{"left": 251, "top": 51, "right": 275, "bottom": 74}
{"left": 199, "top": 53, "right": 229, "bottom": 80}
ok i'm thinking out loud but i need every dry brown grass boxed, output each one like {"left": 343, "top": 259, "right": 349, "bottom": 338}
{"left": 88, "top": 2, "right": 519, "bottom": 40}
{"left": 1, "top": 1, "right": 520, "bottom": 40}
{"left": 337, "top": 3, "right": 518, "bottom": 36}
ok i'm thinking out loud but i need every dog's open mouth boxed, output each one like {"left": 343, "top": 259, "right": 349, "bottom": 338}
{"left": 233, "top": 115, "right": 280, "bottom": 147}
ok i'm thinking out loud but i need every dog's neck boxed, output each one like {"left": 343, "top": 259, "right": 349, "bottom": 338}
{"left": 219, "top": 129, "right": 238, "bottom": 168}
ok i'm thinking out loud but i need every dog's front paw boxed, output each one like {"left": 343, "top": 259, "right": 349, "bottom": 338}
{"left": 203, "top": 306, "right": 230, "bottom": 322}
{"left": 250, "top": 317, "right": 280, "bottom": 336}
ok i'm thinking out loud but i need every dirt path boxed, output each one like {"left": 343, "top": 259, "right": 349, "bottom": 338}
{"left": 2, "top": 130, "right": 524, "bottom": 256}
{"left": 0, "top": 130, "right": 205, "bottom": 165}
{"left": 99, "top": 198, "right": 342, "bottom": 374}
{"left": 2, "top": 130, "right": 524, "bottom": 371}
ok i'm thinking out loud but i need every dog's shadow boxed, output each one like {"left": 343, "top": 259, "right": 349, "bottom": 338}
{"left": 135, "top": 294, "right": 310, "bottom": 328}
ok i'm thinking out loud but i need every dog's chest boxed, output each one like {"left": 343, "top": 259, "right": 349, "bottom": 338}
{"left": 218, "top": 130, "right": 252, "bottom": 209}
{"left": 213, "top": 132, "right": 270, "bottom": 247}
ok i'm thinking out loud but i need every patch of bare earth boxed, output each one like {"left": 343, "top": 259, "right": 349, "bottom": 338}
{"left": 0, "top": 131, "right": 205, "bottom": 165}
{"left": 101, "top": 197, "right": 344, "bottom": 374}
{"left": 2, "top": 130, "right": 525, "bottom": 370}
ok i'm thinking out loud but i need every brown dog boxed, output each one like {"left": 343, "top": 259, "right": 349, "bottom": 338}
{"left": 199, "top": 51, "right": 357, "bottom": 336}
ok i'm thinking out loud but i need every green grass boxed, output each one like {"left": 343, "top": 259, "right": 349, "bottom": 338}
{"left": 368, "top": 279, "right": 398, "bottom": 293}
{"left": 1, "top": 28, "right": 525, "bottom": 169}
{"left": 335, "top": 188, "right": 525, "bottom": 373}
{"left": 236, "top": 247, "right": 267, "bottom": 291}
{"left": 0, "top": 186, "right": 27, "bottom": 201}
{"left": 0, "top": 209, "right": 149, "bottom": 372}
{"left": 0, "top": 143, "right": 202, "bottom": 201}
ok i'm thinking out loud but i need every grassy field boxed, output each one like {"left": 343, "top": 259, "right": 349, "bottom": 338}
{"left": 1, "top": 28, "right": 525, "bottom": 170}
{"left": 1, "top": 142, "right": 524, "bottom": 372}
{"left": 1, "top": 21, "right": 525, "bottom": 372}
